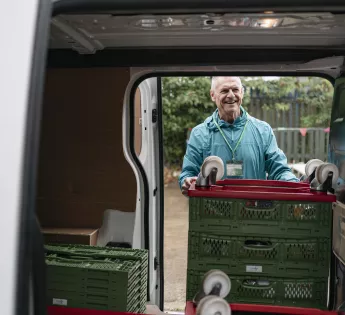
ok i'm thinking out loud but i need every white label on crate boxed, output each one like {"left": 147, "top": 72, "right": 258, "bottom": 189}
{"left": 246, "top": 265, "right": 263, "bottom": 273}
{"left": 53, "top": 298, "right": 67, "bottom": 306}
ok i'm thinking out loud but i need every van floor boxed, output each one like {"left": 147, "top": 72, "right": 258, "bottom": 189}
{"left": 164, "top": 181, "right": 189, "bottom": 311}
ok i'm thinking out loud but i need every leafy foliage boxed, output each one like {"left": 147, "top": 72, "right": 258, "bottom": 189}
{"left": 162, "top": 77, "right": 215, "bottom": 166}
{"left": 162, "top": 76, "right": 333, "bottom": 167}
{"left": 297, "top": 77, "right": 334, "bottom": 127}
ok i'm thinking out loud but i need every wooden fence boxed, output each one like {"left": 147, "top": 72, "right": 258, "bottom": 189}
{"left": 273, "top": 128, "right": 329, "bottom": 163}
{"left": 246, "top": 88, "right": 313, "bottom": 128}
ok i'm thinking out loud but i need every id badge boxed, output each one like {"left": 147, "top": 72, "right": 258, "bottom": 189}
{"left": 226, "top": 160, "right": 243, "bottom": 177}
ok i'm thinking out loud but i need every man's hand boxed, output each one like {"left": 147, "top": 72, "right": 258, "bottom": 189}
{"left": 182, "top": 177, "right": 197, "bottom": 196}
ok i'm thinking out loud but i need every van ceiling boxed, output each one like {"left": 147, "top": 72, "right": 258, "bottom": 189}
{"left": 49, "top": 12, "right": 345, "bottom": 53}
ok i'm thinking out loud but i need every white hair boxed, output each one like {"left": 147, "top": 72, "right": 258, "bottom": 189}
{"left": 211, "top": 76, "right": 244, "bottom": 93}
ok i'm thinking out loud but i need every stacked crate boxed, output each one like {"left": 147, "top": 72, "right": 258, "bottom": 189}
{"left": 45, "top": 244, "right": 148, "bottom": 313}
{"left": 186, "top": 180, "right": 335, "bottom": 309}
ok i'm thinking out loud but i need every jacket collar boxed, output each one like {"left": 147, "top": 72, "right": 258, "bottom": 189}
{"left": 205, "top": 106, "right": 249, "bottom": 130}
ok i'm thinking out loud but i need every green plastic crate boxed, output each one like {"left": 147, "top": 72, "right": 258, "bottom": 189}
{"left": 189, "top": 197, "right": 332, "bottom": 237}
{"left": 186, "top": 270, "right": 328, "bottom": 309}
{"left": 187, "top": 231, "right": 331, "bottom": 277}
{"left": 45, "top": 244, "right": 148, "bottom": 305}
{"left": 46, "top": 254, "right": 142, "bottom": 312}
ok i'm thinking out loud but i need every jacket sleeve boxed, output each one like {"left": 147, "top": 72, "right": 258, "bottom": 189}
{"left": 264, "top": 127, "right": 299, "bottom": 182}
{"left": 178, "top": 127, "right": 205, "bottom": 189}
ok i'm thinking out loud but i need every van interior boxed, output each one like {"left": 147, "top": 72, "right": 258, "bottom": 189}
{"left": 32, "top": 4, "right": 345, "bottom": 314}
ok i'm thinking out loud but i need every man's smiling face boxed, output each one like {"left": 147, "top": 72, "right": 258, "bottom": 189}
{"left": 210, "top": 77, "right": 244, "bottom": 122}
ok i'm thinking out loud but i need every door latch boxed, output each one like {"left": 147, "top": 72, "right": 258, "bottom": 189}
{"left": 154, "top": 257, "right": 159, "bottom": 270}
{"left": 152, "top": 109, "right": 157, "bottom": 123}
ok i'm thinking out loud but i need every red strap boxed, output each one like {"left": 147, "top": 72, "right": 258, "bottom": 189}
{"left": 185, "top": 301, "right": 337, "bottom": 315}
{"left": 48, "top": 306, "right": 147, "bottom": 315}
{"left": 216, "top": 179, "right": 309, "bottom": 188}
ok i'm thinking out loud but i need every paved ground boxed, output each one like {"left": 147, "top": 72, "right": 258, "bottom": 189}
{"left": 164, "top": 181, "right": 189, "bottom": 311}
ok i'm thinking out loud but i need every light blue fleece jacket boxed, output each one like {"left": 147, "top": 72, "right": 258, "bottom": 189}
{"left": 178, "top": 107, "right": 298, "bottom": 188}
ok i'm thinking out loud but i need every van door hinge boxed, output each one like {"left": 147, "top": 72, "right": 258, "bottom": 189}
{"left": 152, "top": 109, "right": 157, "bottom": 123}
{"left": 154, "top": 257, "right": 159, "bottom": 270}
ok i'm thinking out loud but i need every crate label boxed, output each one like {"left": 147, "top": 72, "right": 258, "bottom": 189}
{"left": 246, "top": 265, "right": 263, "bottom": 273}
{"left": 245, "top": 200, "right": 273, "bottom": 209}
{"left": 53, "top": 298, "right": 67, "bottom": 306}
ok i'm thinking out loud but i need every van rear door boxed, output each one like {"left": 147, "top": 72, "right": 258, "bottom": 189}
{"left": 123, "top": 74, "right": 164, "bottom": 309}
{"left": 0, "top": 0, "right": 52, "bottom": 315}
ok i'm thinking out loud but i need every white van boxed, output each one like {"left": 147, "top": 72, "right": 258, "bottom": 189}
{"left": 2, "top": 1, "right": 345, "bottom": 314}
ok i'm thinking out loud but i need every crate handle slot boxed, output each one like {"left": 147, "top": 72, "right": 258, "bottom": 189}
{"left": 242, "top": 280, "right": 271, "bottom": 288}
{"left": 47, "top": 255, "right": 116, "bottom": 264}
{"left": 46, "top": 248, "right": 106, "bottom": 256}
{"left": 45, "top": 248, "right": 140, "bottom": 261}
{"left": 68, "top": 249, "right": 114, "bottom": 255}
{"left": 46, "top": 253, "right": 91, "bottom": 260}
{"left": 45, "top": 248, "right": 101, "bottom": 256}
{"left": 242, "top": 201, "right": 275, "bottom": 211}
{"left": 70, "top": 249, "right": 102, "bottom": 254}
{"left": 244, "top": 240, "right": 273, "bottom": 249}
{"left": 243, "top": 206, "right": 276, "bottom": 212}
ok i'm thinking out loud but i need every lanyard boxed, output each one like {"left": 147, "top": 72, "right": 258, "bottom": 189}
{"left": 213, "top": 113, "right": 249, "bottom": 162}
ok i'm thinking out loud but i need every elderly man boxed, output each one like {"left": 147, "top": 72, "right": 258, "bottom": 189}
{"left": 179, "top": 76, "right": 298, "bottom": 196}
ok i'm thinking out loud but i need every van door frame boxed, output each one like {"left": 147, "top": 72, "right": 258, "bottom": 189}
{"left": 126, "top": 67, "right": 339, "bottom": 311}
{"left": 18, "top": 0, "right": 52, "bottom": 310}
{"left": 123, "top": 75, "right": 165, "bottom": 309}
{"left": 1, "top": 0, "right": 52, "bottom": 314}
{"left": 328, "top": 76, "right": 345, "bottom": 309}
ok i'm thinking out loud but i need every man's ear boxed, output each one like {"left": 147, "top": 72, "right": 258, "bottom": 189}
{"left": 210, "top": 89, "right": 216, "bottom": 102}
{"left": 241, "top": 85, "right": 245, "bottom": 96}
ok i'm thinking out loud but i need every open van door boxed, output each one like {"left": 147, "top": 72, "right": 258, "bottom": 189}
{"left": 123, "top": 74, "right": 164, "bottom": 310}
{"left": 0, "top": 0, "right": 51, "bottom": 314}
{"left": 329, "top": 76, "right": 345, "bottom": 310}
{"left": 329, "top": 77, "right": 345, "bottom": 185}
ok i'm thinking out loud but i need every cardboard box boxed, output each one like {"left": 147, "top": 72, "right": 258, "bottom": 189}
{"left": 42, "top": 228, "right": 99, "bottom": 245}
